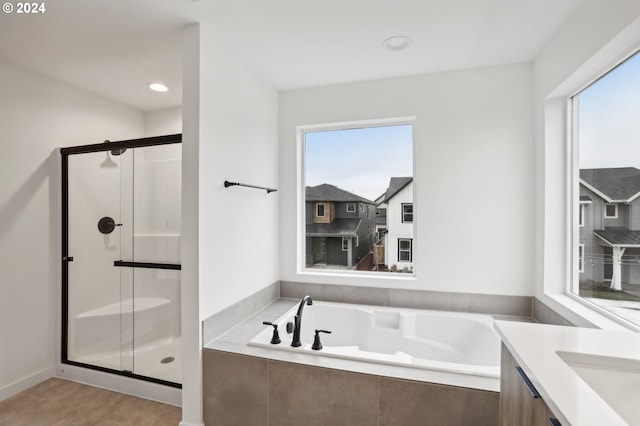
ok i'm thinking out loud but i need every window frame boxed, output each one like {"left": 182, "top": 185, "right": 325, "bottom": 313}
{"left": 604, "top": 203, "right": 618, "bottom": 219}
{"left": 316, "top": 202, "right": 325, "bottom": 217}
{"left": 297, "top": 116, "right": 417, "bottom": 278}
{"left": 566, "top": 46, "right": 640, "bottom": 331}
{"left": 398, "top": 238, "right": 412, "bottom": 262}
{"left": 346, "top": 203, "right": 356, "bottom": 213}
{"left": 402, "top": 203, "right": 413, "bottom": 223}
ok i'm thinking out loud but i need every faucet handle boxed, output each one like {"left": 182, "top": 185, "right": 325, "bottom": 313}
{"left": 262, "top": 321, "right": 281, "bottom": 344}
{"left": 311, "top": 329, "right": 331, "bottom": 351}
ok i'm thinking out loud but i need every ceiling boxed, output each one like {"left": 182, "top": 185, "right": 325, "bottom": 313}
{"left": 0, "top": 0, "right": 584, "bottom": 112}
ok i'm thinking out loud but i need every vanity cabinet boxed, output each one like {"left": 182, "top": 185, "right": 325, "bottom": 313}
{"left": 500, "top": 343, "right": 561, "bottom": 426}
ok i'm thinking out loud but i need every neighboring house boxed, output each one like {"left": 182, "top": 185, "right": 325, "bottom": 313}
{"left": 580, "top": 167, "right": 640, "bottom": 290}
{"left": 305, "top": 184, "right": 375, "bottom": 269}
{"left": 382, "top": 177, "right": 413, "bottom": 270}
{"left": 373, "top": 193, "right": 388, "bottom": 270}
{"left": 374, "top": 192, "right": 388, "bottom": 240}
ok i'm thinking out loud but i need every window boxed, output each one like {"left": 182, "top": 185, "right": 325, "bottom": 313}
{"left": 572, "top": 49, "right": 640, "bottom": 327}
{"left": 316, "top": 203, "right": 325, "bottom": 217}
{"left": 398, "top": 238, "right": 412, "bottom": 262}
{"left": 604, "top": 204, "right": 617, "bottom": 218}
{"left": 302, "top": 119, "right": 414, "bottom": 274}
{"left": 402, "top": 203, "right": 413, "bottom": 223}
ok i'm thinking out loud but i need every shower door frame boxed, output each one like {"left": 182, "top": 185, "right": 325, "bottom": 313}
{"left": 60, "top": 133, "right": 182, "bottom": 388}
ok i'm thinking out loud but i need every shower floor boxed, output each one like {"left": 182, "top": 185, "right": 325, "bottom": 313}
{"left": 72, "top": 336, "right": 181, "bottom": 385}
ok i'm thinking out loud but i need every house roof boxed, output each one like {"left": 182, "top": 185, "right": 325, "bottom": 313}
{"left": 306, "top": 184, "right": 372, "bottom": 203}
{"left": 306, "top": 218, "right": 361, "bottom": 237}
{"left": 580, "top": 168, "right": 640, "bottom": 202}
{"left": 384, "top": 177, "right": 413, "bottom": 203}
{"left": 594, "top": 227, "right": 640, "bottom": 247}
{"left": 374, "top": 192, "right": 387, "bottom": 205}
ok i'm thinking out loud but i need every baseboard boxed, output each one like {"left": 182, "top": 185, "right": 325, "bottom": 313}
{"left": 56, "top": 363, "right": 181, "bottom": 406}
{"left": 0, "top": 367, "right": 55, "bottom": 402}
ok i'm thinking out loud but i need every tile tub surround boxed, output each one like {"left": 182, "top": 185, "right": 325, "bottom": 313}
{"left": 203, "top": 349, "right": 499, "bottom": 426}
{"left": 280, "top": 281, "right": 533, "bottom": 317}
{"left": 532, "top": 297, "right": 577, "bottom": 327}
{"left": 205, "top": 297, "right": 527, "bottom": 391}
{"left": 202, "top": 281, "right": 280, "bottom": 344}
{"left": 200, "top": 285, "right": 535, "bottom": 425}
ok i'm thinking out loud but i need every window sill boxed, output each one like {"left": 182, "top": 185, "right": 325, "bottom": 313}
{"left": 543, "top": 292, "right": 639, "bottom": 332}
{"left": 298, "top": 268, "right": 417, "bottom": 281}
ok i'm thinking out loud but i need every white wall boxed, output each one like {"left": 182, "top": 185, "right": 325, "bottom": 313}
{"left": 197, "top": 29, "right": 279, "bottom": 323}
{"left": 532, "top": 0, "right": 640, "bottom": 324}
{"left": 0, "top": 60, "right": 145, "bottom": 401}
{"left": 280, "top": 63, "right": 534, "bottom": 296}
{"left": 180, "top": 23, "right": 280, "bottom": 425}
{"left": 145, "top": 107, "right": 182, "bottom": 137}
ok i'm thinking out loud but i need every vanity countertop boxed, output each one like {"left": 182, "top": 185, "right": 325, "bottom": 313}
{"left": 494, "top": 320, "right": 640, "bottom": 426}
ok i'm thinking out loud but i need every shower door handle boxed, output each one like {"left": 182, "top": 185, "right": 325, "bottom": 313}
{"left": 63, "top": 256, "right": 74, "bottom": 262}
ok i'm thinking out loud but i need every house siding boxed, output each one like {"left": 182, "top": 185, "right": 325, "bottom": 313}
{"left": 333, "top": 202, "right": 375, "bottom": 266}
{"left": 327, "top": 237, "right": 347, "bottom": 265}
{"left": 312, "top": 201, "right": 334, "bottom": 223}
{"left": 604, "top": 203, "right": 627, "bottom": 227}
{"left": 630, "top": 200, "right": 640, "bottom": 230}
{"left": 579, "top": 186, "right": 604, "bottom": 284}
{"left": 579, "top": 185, "right": 640, "bottom": 285}
{"left": 305, "top": 236, "right": 313, "bottom": 265}
{"left": 305, "top": 202, "right": 313, "bottom": 225}
{"left": 305, "top": 199, "right": 375, "bottom": 269}
{"left": 354, "top": 217, "right": 372, "bottom": 265}
{"left": 334, "top": 202, "right": 360, "bottom": 219}
{"left": 385, "top": 182, "right": 414, "bottom": 269}
{"left": 621, "top": 247, "right": 640, "bottom": 284}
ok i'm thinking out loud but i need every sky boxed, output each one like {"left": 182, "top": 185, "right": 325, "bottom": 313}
{"left": 578, "top": 50, "right": 640, "bottom": 169}
{"left": 305, "top": 124, "right": 413, "bottom": 200}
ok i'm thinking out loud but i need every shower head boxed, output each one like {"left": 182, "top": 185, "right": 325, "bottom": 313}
{"left": 100, "top": 153, "right": 118, "bottom": 168}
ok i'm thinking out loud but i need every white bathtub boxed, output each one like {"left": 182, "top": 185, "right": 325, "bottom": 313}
{"left": 249, "top": 300, "right": 501, "bottom": 386}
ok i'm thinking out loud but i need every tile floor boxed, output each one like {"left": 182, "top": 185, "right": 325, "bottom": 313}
{"left": 0, "top": 378, "right": 181, "bottom": 426}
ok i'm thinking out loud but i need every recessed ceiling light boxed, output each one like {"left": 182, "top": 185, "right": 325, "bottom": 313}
{"left": 148, "top": 83, "right": 169, "bottom": 92}
{"left": 382, "top": 35, "right": 412, "bottom": 52}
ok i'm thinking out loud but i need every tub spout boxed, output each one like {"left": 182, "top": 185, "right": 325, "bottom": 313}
{"left": 291, "top": 295, "right": 313, "bottom": 347}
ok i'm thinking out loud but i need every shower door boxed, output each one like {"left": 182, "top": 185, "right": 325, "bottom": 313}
{"left": 61, "top": 135, "right": 182, "bottom": 386}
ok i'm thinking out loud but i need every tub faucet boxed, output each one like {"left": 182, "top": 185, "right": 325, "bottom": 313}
{"left": 291, "top": 295, "right": 313, "bottom": 347}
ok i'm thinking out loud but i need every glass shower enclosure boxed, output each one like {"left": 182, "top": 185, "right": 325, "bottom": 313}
{"left": 61, "top": 134, "right": 181, "bottom": 387}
